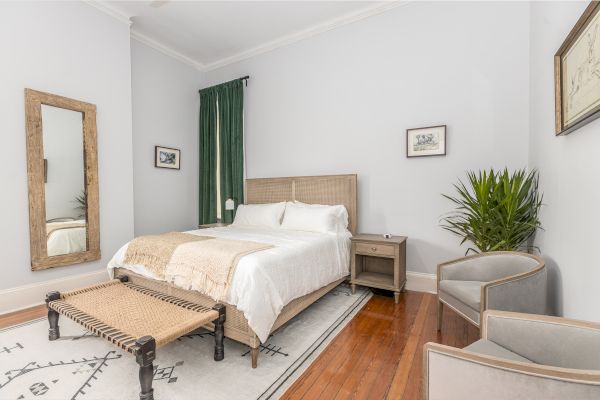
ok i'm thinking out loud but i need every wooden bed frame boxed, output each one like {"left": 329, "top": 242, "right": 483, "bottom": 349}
{"left": 115, "top": 174, "right": 357, "bottom": 368}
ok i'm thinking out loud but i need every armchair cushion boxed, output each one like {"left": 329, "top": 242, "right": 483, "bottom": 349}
{"left": 439, "top": 280, "right": 483, "bottom": 311}
{"left": 464, "top": 339, "right": 532, "bottom": 364}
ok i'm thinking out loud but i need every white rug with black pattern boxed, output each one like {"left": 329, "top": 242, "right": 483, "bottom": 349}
{"left": 0, "top": 284, "right": 371, "bottom": 400}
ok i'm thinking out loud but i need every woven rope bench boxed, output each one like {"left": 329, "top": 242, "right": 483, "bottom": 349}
{"left": 45, "top": 276, "right": 226, "bottom": 400}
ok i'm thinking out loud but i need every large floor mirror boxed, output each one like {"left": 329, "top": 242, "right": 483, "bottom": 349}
{"left": 25, "top": 89, "right": 100, "bottom": 270}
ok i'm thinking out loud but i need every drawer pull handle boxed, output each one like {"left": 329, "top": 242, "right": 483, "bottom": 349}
{"left": 371, "top": 247, "right": 377, "bottom": 252}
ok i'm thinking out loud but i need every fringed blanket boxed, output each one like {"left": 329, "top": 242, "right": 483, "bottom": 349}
{"left": 123, "top": 232, "right": 273, "bottom": 300}
{"left": 123, "top": 232, "right": 212, "bottom": 278}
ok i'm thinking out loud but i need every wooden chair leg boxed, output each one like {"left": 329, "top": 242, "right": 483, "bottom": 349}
{"left": 250, "top": 346, "right": 259, "bottom": 369}
{"left": 212, "top": 304, "right": 226, "bottom": 361}
{"left": 135, "top": 336, "right": 156, "bottom": 400}
{"left": 437, "top": 300, "right": 443, "bottom": 331}
{"left": 45, "top": 291, "right": 61, "bottom": 341}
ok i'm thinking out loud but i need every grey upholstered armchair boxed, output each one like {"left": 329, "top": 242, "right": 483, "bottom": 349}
{"left": 424, "top": 311, "right": 600, "bottom": 399}
{"left": 437, "top": 251, "right": 546, "bottom": 329}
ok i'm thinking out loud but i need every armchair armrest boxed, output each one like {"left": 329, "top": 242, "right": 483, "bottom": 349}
{"left": 482, "top": 311, "right": 600, "bottom": 370}
{"left": 424, "top": 342, "right": 600, "bottom": 400}
{"left": 481, "top": 264, "right": 546, "bottom": 315}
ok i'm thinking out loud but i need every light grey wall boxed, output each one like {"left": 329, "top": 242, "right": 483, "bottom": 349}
{"left": 42, "top": 105, "right": 85, "bottom": 220}
{"left": 131, "top": 39, "right": 203, "bottom": 235}
{"left": 529, "top": 1, "right": 600, "bottom": 320}
{"left": 0, "top": 2, "right": 134, "bottom": 289}
{"left": 202, "top": 1, "right": 531, "bottom": 274}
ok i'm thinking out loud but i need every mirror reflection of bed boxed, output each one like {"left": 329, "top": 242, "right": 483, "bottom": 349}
{"left": 41, "top": 104, "right": 88, "bottom": 256}
{"left": 46, "top": 218, "right": 87, "bottom": 256}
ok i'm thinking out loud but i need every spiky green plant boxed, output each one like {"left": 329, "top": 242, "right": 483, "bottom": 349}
{"left": 441, "top": 168, "right": 543, "bottom": 254}
{"left": 73, "top": 190, "right": 87, "bottom": 219}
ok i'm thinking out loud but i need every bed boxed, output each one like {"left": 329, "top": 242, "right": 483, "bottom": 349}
{"left": 108, "top": 174, "right": 357, "bottom": 368}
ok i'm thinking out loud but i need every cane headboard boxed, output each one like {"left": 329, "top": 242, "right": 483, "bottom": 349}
{"left": 245, "top": 174, "right": 358, "bottom": 234}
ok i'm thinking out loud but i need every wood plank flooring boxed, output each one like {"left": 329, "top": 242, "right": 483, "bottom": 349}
{"left": 0, "top": 304, "right": 46, "bottom": 329}
{"left": 0, "top": 292, "right": 478, "bottom": 400}
{"left": 281, "top": 291, "right": 479, "bottom": 400}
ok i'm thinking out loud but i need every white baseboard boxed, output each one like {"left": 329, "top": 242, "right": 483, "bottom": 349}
{"left": 0, "top": 268, "right": 436, "bottom": 315}
{"left": 0, "top": 269, "right": 109, "bottom": 315}
{"left": 406, "top": 271, "right": 437, "bottom": 294}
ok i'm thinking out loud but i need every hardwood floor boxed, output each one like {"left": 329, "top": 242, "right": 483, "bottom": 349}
{"left": 281, "top": 291, "right": 479, "bottom": 400}
{"left": 0, "top": 292, "right": 477, "bottom": 400}
{"left": 0, "top": 304, "right": 46, "bottom": 329}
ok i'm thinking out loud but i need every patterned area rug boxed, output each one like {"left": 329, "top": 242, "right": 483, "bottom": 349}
{"left": 0, "top": 284, "right": 371, "bottom": 400}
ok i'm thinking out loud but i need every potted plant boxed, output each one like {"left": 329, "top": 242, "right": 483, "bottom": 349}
{"left": 441, "top": 168, "right": 543, "bottom": 254}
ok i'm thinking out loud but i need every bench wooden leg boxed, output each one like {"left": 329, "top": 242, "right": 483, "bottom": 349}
{"left": 251, "top": 346, "right": 259, "bottom": 369}
{"left": 135, "top": 336, "right": 156, "bottom": 400}
{"left": 45, "top": 291, "right": 61, "bottom": 341}
{"left": 212, "top": 304, "right": 226, "bottom": 361}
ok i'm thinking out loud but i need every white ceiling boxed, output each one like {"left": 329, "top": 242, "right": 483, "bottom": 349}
{"left": 95, "top": 1, "right": 406, "bottom": 71}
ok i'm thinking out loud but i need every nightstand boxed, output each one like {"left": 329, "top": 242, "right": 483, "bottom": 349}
{"left": 197, "top": 222, "right": 230, "bottom": 229}
{"left": 350, "top": 234, "right": 407, "bottom": 303}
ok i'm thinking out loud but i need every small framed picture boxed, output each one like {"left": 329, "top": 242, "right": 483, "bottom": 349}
{"left": 155, "top": 146, "right": 180, "bottom": 169}
{"left": 406, "top": 125, "right": 446, "bottom": 158}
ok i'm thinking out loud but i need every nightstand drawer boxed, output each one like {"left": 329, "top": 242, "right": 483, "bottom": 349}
{"left": 355, "top": 242, "right": 395, "bottom": 257}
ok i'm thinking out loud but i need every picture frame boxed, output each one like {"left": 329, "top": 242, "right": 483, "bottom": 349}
{"left": 554, "top": 1, "right": 600, "bottom": 135}
{"left": 155, "top": 146, "right": 180, "bottom": 170}
{"left": 406, "top": 125, "right": 446, "bottom": 158}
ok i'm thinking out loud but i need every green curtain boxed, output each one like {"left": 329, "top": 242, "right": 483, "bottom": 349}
{"left": 217, "top": 80, "right": 244, "bottom": 223}
{"left": 199, "top": 87, "right": 218, "bottom": 224}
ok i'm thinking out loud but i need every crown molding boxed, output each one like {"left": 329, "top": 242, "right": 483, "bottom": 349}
{"left": 131, "top": 30, "right": 205, "bottom": 70}
{"left": 84, "top": 0, "right": 411, "bottom": 72}
{"left": 202, "top": 1, "right": 412, "bottom": 71}
{"left": 83, "top": 1, "right": 203, "bottom": 70}
{"left": 82, "top": 0, "right": 133, "bottom": 26}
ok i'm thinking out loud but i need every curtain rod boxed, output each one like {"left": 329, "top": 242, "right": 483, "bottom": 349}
{"left": 200, "top": 76, "right": 250, "bottom": 93}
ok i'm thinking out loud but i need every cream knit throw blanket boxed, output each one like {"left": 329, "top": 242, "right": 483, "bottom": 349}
{"left": 123, "top": 232, "right": 212, "bottom": 278}
{"left": 123, "top": 232, "right": 273, "bottom": 300}
{"left": 165, "top": 238, "right": 273, "bottom": 301}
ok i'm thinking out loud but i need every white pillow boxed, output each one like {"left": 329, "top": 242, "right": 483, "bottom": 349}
{"left": 294, "top": 201, "right": 349, "bottom": 232}
{"left": 231, "top": 202, "right": 286, "bottom": 229}
{"left": 281, "top": 201, "right": 349, "bottom": 233}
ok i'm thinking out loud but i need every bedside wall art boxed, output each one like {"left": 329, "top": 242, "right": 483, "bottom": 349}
{"left": 406, "top": 125, "right": 446, "bottom": 158}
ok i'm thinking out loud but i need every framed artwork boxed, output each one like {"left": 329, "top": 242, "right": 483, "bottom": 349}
{"left": 406, "top": 125, "right": 446, "bottom": 158}
{"left": 155, "top": 146, "right": 180, "bottom": 169}
{"left": 555, "top": 1, "right": 600, "bottom": 135}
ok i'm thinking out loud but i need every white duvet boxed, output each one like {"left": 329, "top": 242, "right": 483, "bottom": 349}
{"left": 107, "top": 226, "right": 351, "bottom": 342}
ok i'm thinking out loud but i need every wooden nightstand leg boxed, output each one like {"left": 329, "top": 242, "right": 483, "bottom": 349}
{"left": 394, "top": 292, "right": 400, "bottom": 304}
{"left": 351, "top": 284, "right": 356, "bottom": 294}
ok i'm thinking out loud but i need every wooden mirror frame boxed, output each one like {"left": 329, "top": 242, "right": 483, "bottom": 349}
{"left": 25, "top": 89, "right": 100, "bottom": 270}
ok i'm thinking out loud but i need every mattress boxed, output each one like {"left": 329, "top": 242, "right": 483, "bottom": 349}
{"left": 107, "top": 226, "right": 351, "bottom": 342}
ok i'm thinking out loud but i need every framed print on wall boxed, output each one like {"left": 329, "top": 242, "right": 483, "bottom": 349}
{"left": 155, "top": 146, "right": 180, "bottom": 169}
{"left": 555, "top": 1, "right": 600, "bottom": 135}
{"left": 406, "top": 125, "right": 446, "bottom": 158}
